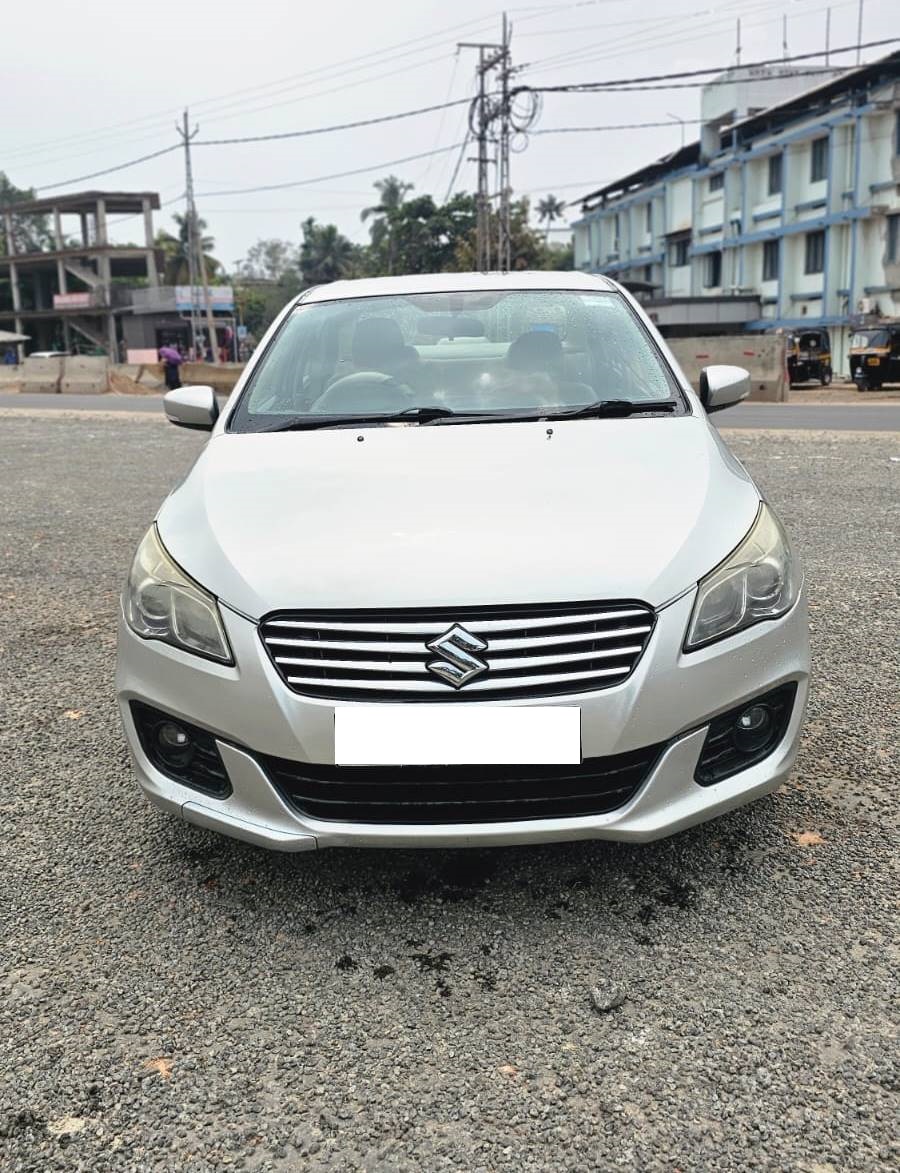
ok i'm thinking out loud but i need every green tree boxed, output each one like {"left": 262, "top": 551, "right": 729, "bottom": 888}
{"left": 237, "top": 237, "right": 299, "bottom": 282}
{"left": 361, "top": 175, "right": 414, "bottom": 274}
{"left": 537, "top": 194, "right": 567, "bottom": 242}
{"left": 155, "top": 212, "right": 219, "bottom": 285}
{"left": 453, "top": 197, "right": 569, "bottom": 271}
{"left": 0, "top": 173, "right": 54, "bottom": 253}
{"left": 299, "top": 217, "right": 358, "bottom": 284}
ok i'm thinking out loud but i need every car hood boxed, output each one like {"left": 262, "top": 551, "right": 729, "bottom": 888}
{"left": 157, "top": 417, "right": 759, "bottom": 617}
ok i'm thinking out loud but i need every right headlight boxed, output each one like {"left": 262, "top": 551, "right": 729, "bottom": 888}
{"left": 123, "top": 525, "right": 233, "bottom": 663}
{"left": 685, "top": 503, "right": 800, "bottom": 651}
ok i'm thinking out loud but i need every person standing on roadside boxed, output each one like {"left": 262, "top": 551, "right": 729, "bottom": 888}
{"left": 159, "top": 344, "right": 183, "bottom": 390}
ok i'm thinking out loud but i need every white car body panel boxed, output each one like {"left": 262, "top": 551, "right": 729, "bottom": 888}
{"left": 117, "top": 272, "right": 810, "bottom": 851}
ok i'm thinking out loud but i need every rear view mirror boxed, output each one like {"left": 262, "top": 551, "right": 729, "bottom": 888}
{"left": 416, "top": 314, "right": 485, "bottom": 339}
{"left": 698, "top": 365, "right": 750, "bottom": 413}
{"left": 164, "top": 385, "right": 219, "bottom": 430}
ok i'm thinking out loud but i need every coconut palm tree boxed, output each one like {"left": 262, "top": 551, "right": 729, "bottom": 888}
{"left": 361, "top": 175, "right": 414, "bottom": 274}
{"left": 537, "top": 194, "right": 567, "bottom": 242}
{"left": 299, "top": 218, "right": 357, "bottom": 285}
{"left": 155, "top": 213, "right": 219, "bottom": 285}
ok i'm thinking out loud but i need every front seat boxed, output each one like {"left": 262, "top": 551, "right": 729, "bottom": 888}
{"left": 351, "top": 317, "right": 419, "bottom": 376}
{"left": 504, "top": 330, "right": 591, "bottom": 406}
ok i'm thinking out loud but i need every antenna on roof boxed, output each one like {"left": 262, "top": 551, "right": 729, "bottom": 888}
{"left": 856, "top": 0, "right": 864, "bottom": 65}
{"left": 825, "top": 7, "right": 831, "bottom": 66}
{"left": 782, "top": 14, "right": 789, "bottom": 61}
{"left": 736, "top": 18, "right": 742, "bottom": 66}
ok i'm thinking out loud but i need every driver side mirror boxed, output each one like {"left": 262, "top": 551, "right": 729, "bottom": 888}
{"left": 698, "top": 365, "right": 750, "bottom": 413}
{"left": 164, "top": 385, "right": 219, "bottom": 430}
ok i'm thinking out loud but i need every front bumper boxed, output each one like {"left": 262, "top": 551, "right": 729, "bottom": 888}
{"left": 116, "top": 588, "right": 810, "bottom": 850}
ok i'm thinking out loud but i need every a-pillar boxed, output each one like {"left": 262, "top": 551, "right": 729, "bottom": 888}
{"left": 142, "top": 197, "right": 159, "bottom": 287}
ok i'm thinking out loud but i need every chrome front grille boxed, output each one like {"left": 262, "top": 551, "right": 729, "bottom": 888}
{"left": 259, "top": 601, "right": 655, "bottom": 702}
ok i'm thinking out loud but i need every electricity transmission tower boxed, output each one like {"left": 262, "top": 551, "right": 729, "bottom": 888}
{"left": 176, "top": 110, "right": 220, "bottom": 363}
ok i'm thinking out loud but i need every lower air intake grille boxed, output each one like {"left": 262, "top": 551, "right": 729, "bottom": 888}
{"left": 259, "top": 600, "right": 656, "bottom": 702}
{"left": 257, "top": 743, "right": 665, "bottom": 824}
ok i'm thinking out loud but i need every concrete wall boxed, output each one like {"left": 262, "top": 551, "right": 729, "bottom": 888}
{"left": 20, "top": 357, "right": 64, "bottom": 394}
{"left": 61, "top": 356, "right": 110, "bottom": 395}
{"left": 668, "top": 334, "right": 787, "bottom": 401}
{"left": 0, "top": 367, "right": 23, "bottom": 393}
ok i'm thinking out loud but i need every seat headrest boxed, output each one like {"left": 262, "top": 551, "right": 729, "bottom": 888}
{"left": 506, "top": 330, "right": 564, "bottom": 372}
{"left": 352, "top": 317, "right": 407, "bottom": 368}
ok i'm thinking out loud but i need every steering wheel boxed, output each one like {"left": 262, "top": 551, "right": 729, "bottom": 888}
{"left": 310, "top": 371, "right": 413, "bottom": 414}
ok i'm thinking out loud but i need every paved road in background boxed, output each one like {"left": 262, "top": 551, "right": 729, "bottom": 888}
{"left": 1, "top": 414, "right": 897, "bottom": 1170}
{"left": 3, "top": 392, "right": 900, "bottom": 431}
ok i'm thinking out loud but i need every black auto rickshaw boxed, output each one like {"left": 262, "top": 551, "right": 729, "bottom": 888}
{"left": 786, "top": 328, "right": 832, "bottom": 387}
{"left": 849, "top": 323, "right": 900, "bottom": 390}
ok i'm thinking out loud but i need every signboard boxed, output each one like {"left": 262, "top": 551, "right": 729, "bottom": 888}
{"left": 237, "top": 325, "right": 248, "bottom": 339}
{"left": 174, "top": 285, "right": 234, "bottom": 312}
{"left": 53, "top": 292, "right": 92, "bottom": 309}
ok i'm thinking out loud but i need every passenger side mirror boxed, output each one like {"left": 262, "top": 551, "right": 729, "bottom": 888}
{"left": 698, "top": 365, "right": 750, "bottom": 413}
{"left": 164, "top": 385, "right": 219, "bottom": 430}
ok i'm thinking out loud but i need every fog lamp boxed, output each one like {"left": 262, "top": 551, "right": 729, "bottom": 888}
{"left": 733, "top": 705, "right": 773, "bottom": 754}
{"left": 157, "top": 721, "right": 194, "bottom": 767}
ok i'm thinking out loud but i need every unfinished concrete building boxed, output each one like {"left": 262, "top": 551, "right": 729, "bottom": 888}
{"left": 0, "top": 190, "right": 160, "bottom": 356}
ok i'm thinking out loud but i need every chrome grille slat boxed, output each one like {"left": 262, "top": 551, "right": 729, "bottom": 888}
{"left": 263, "top": 607, "right": 648, "bottom": 634}
{"left": 260, "top": 600, "right": 655, "bottom": 702}
{"left": 264, "top": 624, "right": 652, "bottom": 654}
{"left": 285, "top": 667, "right": 632, "bottom": 692}
{"left": 275, "top": 646, "right": 644, "bottom": 674}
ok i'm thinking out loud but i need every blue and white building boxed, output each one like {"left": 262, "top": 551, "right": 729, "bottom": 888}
{"left": 572, "top": 51, "right": 900, "bottom": 375}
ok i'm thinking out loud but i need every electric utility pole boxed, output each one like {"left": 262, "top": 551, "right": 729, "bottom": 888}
{"left": 496, "top": 12, "right": 513, "bottom": 273}
{"left": 458, "top": 34, "right": 505, "bottom": 271}
{"left": 176, "top": 109, "right": 219, "bottom": 363}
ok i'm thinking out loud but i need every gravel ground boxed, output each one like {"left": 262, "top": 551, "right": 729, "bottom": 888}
{"left": 1, "top": 416, "right": 898, "bottom": 1172}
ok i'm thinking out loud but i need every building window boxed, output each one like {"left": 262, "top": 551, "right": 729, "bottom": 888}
{"left": 810, "top": 137, "right": 828, "bottom": 183}
{"left": 709, "top": 171, "right": 724, "bottom": 193}
{"left": 763, "top": 239, "right": 780, "bottom": 281}
{"left": 767, "top": 153, "right": 782, "bottom": 196}
{"left": 645, "top": 202, "right": 652, "bottom": 233}
{"left": 888, "top": 215, "right": 900, "bottom": 263}
{"left": 704, "top": 250, "right": 722, "bottom": 287}
{"left": 672, "top": 236, "right": 690, "bottom": 267}
{"left": 805, "top": 230, "right": 826, "bottom": 274}
{"left": 644, "top": 264, "right": 653, "bottom": 282}
{"left": 895, "top": 110, "right": 900, "bottom": 156}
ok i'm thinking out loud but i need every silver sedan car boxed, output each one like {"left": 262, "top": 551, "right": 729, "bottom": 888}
{"left": 116, "top": 271, "right": 809, "bottom": 852}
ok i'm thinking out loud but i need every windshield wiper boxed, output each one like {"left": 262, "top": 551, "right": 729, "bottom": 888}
{"left": 546, "top": 398, "right": 679, "bottom": 420}
{"left": 259, "top": 405, "right": 462, "bottom": 432}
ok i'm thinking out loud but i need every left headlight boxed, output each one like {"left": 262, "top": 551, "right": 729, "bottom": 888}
{"left": 685, "top": 503, "right": 800, "bottom": 651}
{"left": 123, "top": 525, "right": 233, "bottom": 663}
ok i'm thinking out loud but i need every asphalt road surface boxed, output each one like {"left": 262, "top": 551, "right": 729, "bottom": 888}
{"left": 2, "top": 392, "right": 900, "bottom": 431}
{"left": 1, "top": 416, "right": 898, "bottom": 1170}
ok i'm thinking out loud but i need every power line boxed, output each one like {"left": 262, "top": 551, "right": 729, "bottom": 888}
{"left": 515, "top": 36, "right": 900, "bottom": 94}
{"left": 0, "top": 12, "right": 505, "bottom": 166}
{"left": 193, "top": 97, "right": 472, "bottom": 146}
{"left": 444, "top": 132, "right": 472, "bottom": 202}
{"left": 532, "top": 119, "right": 705, "bottom": 134}
{"left": 196, "top": 144, "right": 466, "bottom": 198}
{"left": 34, "top": 144, "right": 181, "bottom": 193}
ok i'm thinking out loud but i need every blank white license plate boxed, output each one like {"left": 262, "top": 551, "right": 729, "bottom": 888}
{"left": 334, "top": 706, "right": 581, "bottom": 766}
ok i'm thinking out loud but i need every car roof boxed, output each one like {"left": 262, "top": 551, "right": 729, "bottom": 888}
{"left": 299, "top": 270, "right": 618, "bottom": 305}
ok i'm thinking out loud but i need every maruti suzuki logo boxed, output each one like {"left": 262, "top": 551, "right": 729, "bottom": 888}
{"left": 426, "top": 624, "right": 489, "bottom": 688}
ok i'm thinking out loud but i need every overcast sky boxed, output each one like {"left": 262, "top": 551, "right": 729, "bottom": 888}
{"left": 3, "top": 0, "right": 894, "bottom": 270}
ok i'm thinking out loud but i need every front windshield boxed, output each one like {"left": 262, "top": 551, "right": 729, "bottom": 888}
{"left": 851, "top": 330, "right": 888, "bottom": 348}
{"left": 229, "top": 289, "right": 682, "bottom": 431}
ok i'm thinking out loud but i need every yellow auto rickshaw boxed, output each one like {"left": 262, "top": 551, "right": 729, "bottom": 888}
{"left": 786, "top": 328, "right": 832, "bottom": 387}
{"left": 849, "top": 323, "right": 900, "bottom": 390}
